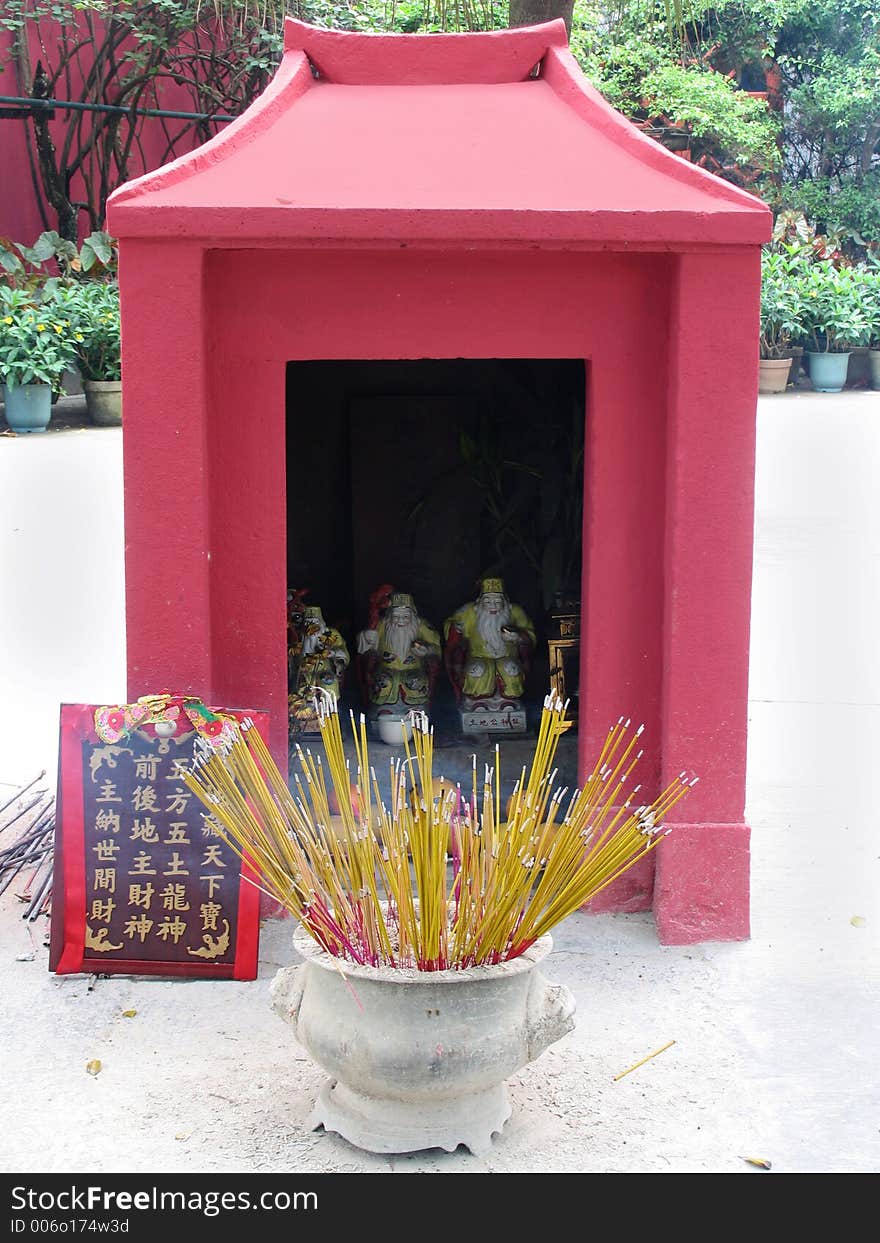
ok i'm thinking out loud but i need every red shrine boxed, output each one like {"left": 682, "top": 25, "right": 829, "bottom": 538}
{"left": 108, "top": 19, "right": 771, "bottom": 944}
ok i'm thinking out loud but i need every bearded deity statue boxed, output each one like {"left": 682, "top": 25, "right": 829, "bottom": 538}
{"left": 356, "top": 591, "right": 441, "bottom": 730}
{"left": 288, "top": 604, "right": 350, "bottom": 733}
{"left": 443, "top": 578, "right": 536, "bottom": 734}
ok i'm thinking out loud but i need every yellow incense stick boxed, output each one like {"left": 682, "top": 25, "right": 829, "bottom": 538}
{"left": 613, "top": 1040, "right": 676, "bottom": 1081}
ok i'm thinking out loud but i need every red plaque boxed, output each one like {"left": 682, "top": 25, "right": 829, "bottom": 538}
{"left": 50, "top": 698, "right": 266, "bottom": 979}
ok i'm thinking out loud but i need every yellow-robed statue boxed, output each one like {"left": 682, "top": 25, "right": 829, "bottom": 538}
{"left": 288, "top": 604, "right": 350, "bottom": 733}
{"left": 356, "top": 591, "right": 441, "bottom": 719}
{"left": 444, "top": 578, "right": 536, "bottom": 732}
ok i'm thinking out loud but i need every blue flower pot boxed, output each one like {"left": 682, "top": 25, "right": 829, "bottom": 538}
{"left": 806, "top": 352, "right": 850, "bottom": 394}
{"left": 2, "top": 383, "right": 52, "bottom": 432}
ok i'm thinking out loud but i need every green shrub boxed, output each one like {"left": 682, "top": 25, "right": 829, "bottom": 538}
{"left": 0, "top": 286, "right": 80, "bottom": 391}
{"left": 59, "top": 282, "right": 121, "bottom": 382}
{"left": 796, "top": 261, "right": 873, "bottom": 352}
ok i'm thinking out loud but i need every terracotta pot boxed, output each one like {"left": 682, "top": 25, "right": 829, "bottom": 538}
{"left": 271, "top": 924, "right": 575, "bottom": 1155}
{"left": 83, "top": 379, "right": 122, "bottom": 426}
{"left": 758, "top": 357, "right": 792, "bottom": 394}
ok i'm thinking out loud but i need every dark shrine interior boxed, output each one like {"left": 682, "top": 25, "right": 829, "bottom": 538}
{"left": 285, "top": 358, "right": 586, "bottom": 756}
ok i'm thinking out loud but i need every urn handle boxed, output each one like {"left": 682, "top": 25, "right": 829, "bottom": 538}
{"left": 270, "top": 964, "right": 305, "bottom": 1028}
{"left": 525, "top": 970, "right": 576, "bottom": 1061}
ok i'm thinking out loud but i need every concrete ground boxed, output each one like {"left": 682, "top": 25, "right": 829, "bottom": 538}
{"left": 0, "top": 390, "right": 878, "bottom": 1174}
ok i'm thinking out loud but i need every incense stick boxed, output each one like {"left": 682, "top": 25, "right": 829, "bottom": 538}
{"left": 612, "top": 1039, "right": 676, "bottom": 1081}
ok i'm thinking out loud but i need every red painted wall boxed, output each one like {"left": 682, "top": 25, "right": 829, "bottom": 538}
{"left": 0, "top": 24, "right": 222, "bottom": 242}
{"left": 118, "top": 237, "right": 759, "bottom": 942}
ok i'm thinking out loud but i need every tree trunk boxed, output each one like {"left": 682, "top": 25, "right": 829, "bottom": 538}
{"left": 508, "top": 0, "right": 574, "bottom": 38}
{"left": 861, "top": 123, "right": 880, "bottom": 174}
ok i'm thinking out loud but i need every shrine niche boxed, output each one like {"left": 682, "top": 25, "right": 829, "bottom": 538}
{"left": 108, "top": 19, "right": 771, "bottom": 943}
{"left": 283, "top": 357, "right": 586, "bottom": 745}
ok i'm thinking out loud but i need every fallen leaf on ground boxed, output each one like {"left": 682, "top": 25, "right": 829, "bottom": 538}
{"left": 850, "top": 916, "right": 866, "bottom": 927}
{"left": 174, "top": 1132, "right": 191, "bottom": 1141}
{"left": 121, "top": 1009, "right": 137, "bottom": 1018}
{"left": 86, "top": 1059, "right": 102, "bottom": 1076}
{"left": 742, "top": 1156, "right": 772, "bottom": 1170}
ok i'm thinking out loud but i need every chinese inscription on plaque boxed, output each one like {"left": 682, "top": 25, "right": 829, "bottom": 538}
{"left": 51, "top": 698, "right": 265, "bottom": 979}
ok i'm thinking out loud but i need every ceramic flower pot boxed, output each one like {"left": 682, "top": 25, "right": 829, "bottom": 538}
{"left": 2, "top": 383, "right": 52, "bottom": 433}
{"left": 869, "top": 350, "right": 880, "bottom": 391}
{"left": 83, "top": 379, "right": 122, "bottom": 426}
{"left": 845, "top": 346, "right": 871, "bottom": 389}
{"left": 807, "top": 351, "right": 850, "bottom": 393}
{"left": 271, "top": 924, "right": 576, "bottom": 1155}
{"left": 376, "top": 714, "right": 413, "bottom": 745}
{"left": 758, "top": 357, "right": 792, "bottom": 394}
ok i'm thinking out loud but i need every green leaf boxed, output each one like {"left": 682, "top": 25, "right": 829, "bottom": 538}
{"left": 29, "top": 232, "right": 62, "bottom": 263}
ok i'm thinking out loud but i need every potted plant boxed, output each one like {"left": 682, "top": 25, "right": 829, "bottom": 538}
{"left": 800, "top": 262, "right": 872, "bottom": 393}
{"left": 63, "top": 282, "right": 122, "bottom": 426}
{"left": 184, "top": 692, "right": 696, "bottom": 1156}
{"left": 0, "top": 287, "right": 80, "bottom": 432}
{"left": 759, "top": 249, "right": 804, "bottom": 393}
{"left": 863, "top": 267, "right": 880, "bottom": 391}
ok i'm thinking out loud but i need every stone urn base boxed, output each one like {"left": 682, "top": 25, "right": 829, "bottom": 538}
{"left": 311, "top": 1077, "right": 511, "bottom": 1156}
{"left": 271, "top": 924, "right": 576, "bottom": 1156}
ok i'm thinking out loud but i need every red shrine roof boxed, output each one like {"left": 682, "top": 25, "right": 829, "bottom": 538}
{"left": 108, "top": 20, "right": 771, "bottom": 246}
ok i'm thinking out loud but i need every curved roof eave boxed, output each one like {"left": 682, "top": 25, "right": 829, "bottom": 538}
{"left": 108, "top": 20, "right": 771, "bottom": 248}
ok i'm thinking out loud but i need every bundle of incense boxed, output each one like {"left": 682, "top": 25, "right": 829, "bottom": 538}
{"left": 184, "top": 691, "right": 696, "bottom": 971}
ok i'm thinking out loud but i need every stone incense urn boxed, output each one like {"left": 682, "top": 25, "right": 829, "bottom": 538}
{"left": 270, "top": 924, "right": 576, "bottom": 1155}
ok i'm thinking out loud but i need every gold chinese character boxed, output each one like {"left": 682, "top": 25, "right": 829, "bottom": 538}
{"left": 93, "top": 868, "right": 116, "bottom": 893}
{"left": 95, "top": 808, "right": 121, "bottom": 835}
{"left": 128, "top": 882, "right": 155, "bottom": 910}
{"left": 202, "top": 874, "right": 223, "bottom": 898}
{"left": 130, "top": 817, "right": 160, "bottom": 843}
{"left": 90, "top": 898, "right": 116, "bottom": 923}
{"left": 123, "top": 914, "right": 153, "bottom": 942}
{"left": 200, "top": 815, "right": 223, "bottom": 839}
{"left": 129, "top": 851, "right": 156, "bottom": 876}
{"left": 132, "top": 785, "right": 159, "bottom": 812}
{"left": 96, "top": 780, "right": 122, "bottom": 804}
{"left": 156, "top": 916, "right": 187, "bottom": 945}
{"left": 92, "top": 838, "right": 120, "bottom": 861}
{"left": 163, "top": 851, "right": 189, "bottom": 877}
{"left": 160, "top": 883, "right": 190, "bottom": 912}
{"left": 199, "top": 901, "right": 222, "bottom": 931}
{"left": 164, "top": 761, "right": 187, "bottom": 782}
{"left": 134, "top": 755, "right": 161, "bottom": 782}
{"left": 201, "top": 844, "right": 227, "bottom": 869}
{"left": 165, "top": 788, "right": 191, "bottom": 815}
{"left": 164, "top": 822, "right": 190, "bottom": 845}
